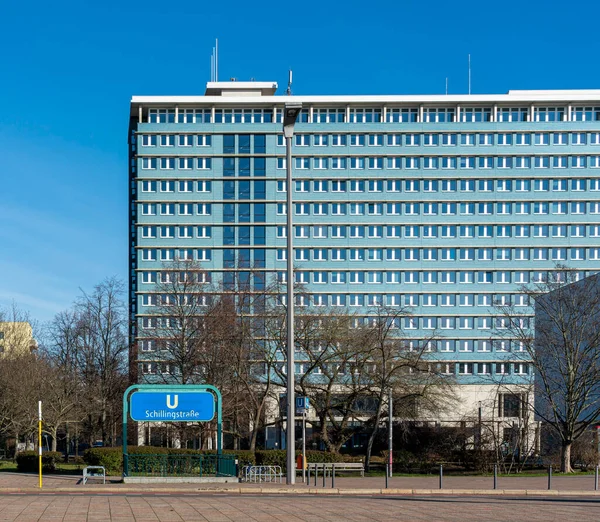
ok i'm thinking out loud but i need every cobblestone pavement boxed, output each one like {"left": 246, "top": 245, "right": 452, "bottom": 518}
{"left": 0, "top": 493, "right": 597, "bottom": 521}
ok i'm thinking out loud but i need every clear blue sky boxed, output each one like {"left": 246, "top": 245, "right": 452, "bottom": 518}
{"left": 1, "top": 0, "right": 599, "bottom": 322}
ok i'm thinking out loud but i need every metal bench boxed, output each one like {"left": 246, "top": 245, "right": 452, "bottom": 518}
{"left": 82, "top": 466, "right": 106, "bottom": 485}
{"left": 307, "top": 462, "right": 364, "bottom": 478}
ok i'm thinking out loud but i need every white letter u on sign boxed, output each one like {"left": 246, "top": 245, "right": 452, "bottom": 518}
{"left": 166, "top": 394, "right": 179, "bottom": 409}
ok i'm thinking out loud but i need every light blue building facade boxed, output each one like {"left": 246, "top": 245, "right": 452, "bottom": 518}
{"left": 129, "top": 83, "right": 600, "bottom": 421}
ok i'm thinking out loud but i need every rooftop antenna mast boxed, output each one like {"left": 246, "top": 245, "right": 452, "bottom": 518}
{"left": 210, "top": 39, "right": 219, "bottom": 82}
{"left": 286, "top": 70, "right": 292, "bottom": 96}
{"left": 468, "top": 54, "right": 471, "bottom": 95}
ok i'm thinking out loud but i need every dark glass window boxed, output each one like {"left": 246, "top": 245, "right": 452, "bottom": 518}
{"left": 254, "top": 203, "right": 266, "bottom": 223}
{"left": 254, "top": 249, "right": 265, "bottom": 268}
{"left": 254, "top": 271, "right": 266, "bottom": 290}
{"left": 239, "top": 181, "right": 251, "bottom": 199}
{"left": 223, "top": 272, "right": 235, "bottom": 289}
{"left": 223, "top": 181, "right": 235, "bottom": 200}
{"left": 254, "top": 226, "right": 266, "bottom": 245}
{"left": 224, "top": 157, "right": 235, "bottom": 177}
{"left": 254, "top": 134, "right": 266, "bottom": 153}
{"left": 239, "top": 271, "right": 251, "bottom": 286}
{"left": 239, "top": 203, "right": 251, "bottom": 222}
{"left": 254, "top": 157, "right": 266, "bottom": 176}
{"left": 501, "top": 394, "right": 521, "bottom": 417}
{"left": 254, "top": 181, "right": 266, "bottom": 199}
{"left": 239, "top": 157, "right": 251, "bottom": 176}
{"left": 223, "top": 135, "right": 235, "bottom": 154}
{"left": 239, "top": 249, "right": 251, "bottom": 268}
{"left": 239, "top": 226, "right": 251, "bottom": 245}
{"left": 223, "top": 203, "right": 236, "bottom": 223}
{"left": 239, "top": 134, "right": 251, "bottom": 153}
{"left": 223, "top": 249, "right": 235, "bottom": 269}
{"left": 223, "top": 226, "right": 236, "bottom": 245}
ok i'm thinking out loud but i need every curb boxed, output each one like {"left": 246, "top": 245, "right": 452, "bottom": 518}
{"left": 1, "top": 487, "right": 599, "bottom": 497}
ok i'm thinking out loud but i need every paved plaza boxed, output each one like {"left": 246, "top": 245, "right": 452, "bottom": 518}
{"left": 0, "top": 492, "right": 598, "bottom": 521}
{"left": 0, "top": 472, "right": 599, "bottom": 520}
{"left": 0, "top": 472, "right": 599, "bottom": 494}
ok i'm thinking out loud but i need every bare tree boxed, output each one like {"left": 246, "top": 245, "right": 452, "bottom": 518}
{"left": 145, "top": 259, "right": 215, "bottom": 385}
{"left": 359, "top": 306, "right": 456, "bottom": 469}
{"left": 495, "top": 267, "right": 600, "bottom": 472}
{"left": 74, "top": 277, "right": 128, "bottom": 445}
{"left": 271, "top": 306, "right": 372, "bottom": 453}
{"left": 0, "top": 352, "right": 43, "bottom": 451}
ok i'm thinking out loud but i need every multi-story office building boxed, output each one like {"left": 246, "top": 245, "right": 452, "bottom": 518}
{"left": 129, "top": 82, "right": 600, "bottom": 426}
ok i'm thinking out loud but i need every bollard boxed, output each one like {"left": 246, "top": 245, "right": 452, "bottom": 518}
{"left": 439, "top": 464, "right": 443, "bottom": 489}
{"left": 332, "top": 464, "right": 335, "bottom": 489}
{"left": 323, "top": 463, "right": 326, "bottom": 487}
{"left": 314, "top": 465, "right": 317, "bottom": 487}
{"left": 307, "top": 466, "right": 310, "bottom": 486}
{"left": 595, "top": 466, "right": 598, "bottom": 491}
{"left": 385, "top": 462, "right": 389, "bottom": 489}
{"left": 493, "top": 464, "right": 497, "bottom": 490}
{"left": 548, "top": 465, "right": 552, "bottom": 490}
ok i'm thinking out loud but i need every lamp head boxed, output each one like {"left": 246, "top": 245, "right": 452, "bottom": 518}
{"left": 283, "top": 102, "right": 302, "bottom": 138}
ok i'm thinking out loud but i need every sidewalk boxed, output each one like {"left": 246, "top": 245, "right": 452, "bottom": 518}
{"left": 0, "top": 472, "right": 599, "bottom": 496}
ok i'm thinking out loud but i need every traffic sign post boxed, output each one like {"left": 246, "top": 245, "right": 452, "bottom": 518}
{"left": 295, "top": 396, "right": 309, "bottom": 483}
{"left": 122, "top": 384, "right": 223, "bottom": 478}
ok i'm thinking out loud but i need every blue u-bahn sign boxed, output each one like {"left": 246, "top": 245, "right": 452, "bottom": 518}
{"left": 130, "top": 391, "right": 215, "bottom": 422}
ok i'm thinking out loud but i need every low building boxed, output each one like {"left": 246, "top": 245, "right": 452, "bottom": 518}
{"left": 0, "top": 322, "right": 37, "bottom": 356}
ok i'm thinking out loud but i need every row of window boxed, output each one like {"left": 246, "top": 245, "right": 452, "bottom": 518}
{"left": 139, "top": 155, "right": 600, "bottom": 171}
{"left": 275, "top": 201, "right": 599, "bottom": 216}
{"left": 277, "top": 131, "right": 600, "bottom": 147}
{"left": 279, "top": 178, "right": 597, "bottom": 193}
{"left": 147, "top": 106, "right": 600, "bottom": 124}
{"left": 136, "top": 201, "right": 600, "bottom": 217}
{"left": 138, "top": 178, "right": 599, "bottom": 194}
{"left": 291, "top": 362, "right": 530, "bottom": 376}
{"left": 281, "top": 155, "right": 600, "bottom": 170}
{"left": 137, "top": 243, "right": 600, "bottom": 263}
{"left": 280, "top": 224, "right": 599, "bottom": 240}
{"left": 137, "top": 268, "right": 584, "bottom": 286}
{"left": 274, "top": 247, "right": 600, "bottom": 262}
{"left": 138, "top": 131, "right": 600, "bottom": 148}
{"left": 138, "top": 359, "right": 530, "bottom": 378}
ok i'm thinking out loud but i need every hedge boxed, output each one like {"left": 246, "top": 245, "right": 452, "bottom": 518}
{"left": 16, "top": 451, "right": 63, "bottom": 473}
{"left": 255, "top": 450, "right": 351, "bottom": 471}
{"left": 83, "top": 447, "right": 351, "bottom": 474}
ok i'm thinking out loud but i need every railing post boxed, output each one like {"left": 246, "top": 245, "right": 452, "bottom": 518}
{"left": 595, "top": 465, "right": 599, "bottom": 491}
{"left": 385, "top": 462, "right": 389, "bottom": 489}
{"left": 307, "top": 465, "right": 310, "bottom": 486}
{"left": 439, "top": 464, "right": 443, "bottom": 489}
{"left": 547, "top": 465, "right": 552, "bottom": 490}
{"left": 493, "top": 464, "right": 497, "bottom": 490}
{"left": 314, "top": 464, "right": 317, "bottom": 486}
{"left": 332, "top": 463, "right": 335, "bottom": 488}
{"left": 322, "top": 463, "right": 326, "bottom": 487}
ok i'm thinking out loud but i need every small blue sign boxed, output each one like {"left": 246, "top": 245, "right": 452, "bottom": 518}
{"left": 296, "top": 396, "right": 310, "bottom": 412}
{"left": 130, "top": 391, "right": 215, "bottom": 422}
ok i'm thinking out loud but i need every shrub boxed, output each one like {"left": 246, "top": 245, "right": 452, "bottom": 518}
{"left": 199, "top": 449, "right": 255, "bottom": 467}
{"left": 255, "top": 449, "right": 348, "bottom": 471}
{"left": 255, "top": 449, "right": 287, "bottom": 468}
{"left": 83, "top": 447, "right": 123, "bottom": 474}
{"left": 304, "top": 450, "right": 348, "bottom": 464}
{"left": 16, "top": 451, "right": 63, "bottom": 473}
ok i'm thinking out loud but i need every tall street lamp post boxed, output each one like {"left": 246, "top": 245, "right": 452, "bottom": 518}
{"left": 283, "top": 101, "right": 302, "bottom": 485}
